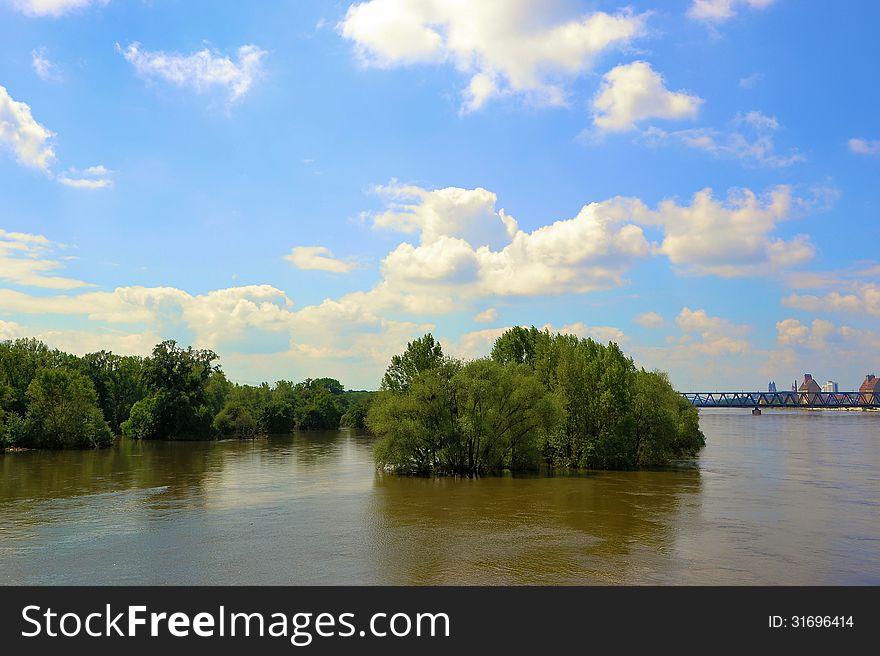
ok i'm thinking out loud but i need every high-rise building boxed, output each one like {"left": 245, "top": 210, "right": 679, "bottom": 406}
{"left": 768, "top": 381, "right": 777, "bottom": 392}
{"left": 822, "top": 380, "right": 838, "bottom": 393}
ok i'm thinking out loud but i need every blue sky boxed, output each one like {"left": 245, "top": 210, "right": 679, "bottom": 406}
{"left": 1, "top": 0, "right": 878, "bottom": 390}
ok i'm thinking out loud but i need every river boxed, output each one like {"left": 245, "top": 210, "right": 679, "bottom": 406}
{"left": 1, "top": 409, "right": 878, "bottom": 585}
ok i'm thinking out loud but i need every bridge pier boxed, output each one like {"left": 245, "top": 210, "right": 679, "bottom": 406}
{"left": 752, "top": 408, "right": 761, "bottom": 416}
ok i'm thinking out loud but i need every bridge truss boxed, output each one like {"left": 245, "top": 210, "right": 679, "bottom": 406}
{"left": 681, "top": 391, "right": 880, "bottom": 409}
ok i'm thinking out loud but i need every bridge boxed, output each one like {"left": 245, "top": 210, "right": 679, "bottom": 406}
{"left": 681, "top": 391, "right": 880, "bottom": 410}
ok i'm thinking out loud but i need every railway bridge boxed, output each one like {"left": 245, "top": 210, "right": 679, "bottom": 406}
{"left": 681, "top": 391, "right": 879, "bottom": 413}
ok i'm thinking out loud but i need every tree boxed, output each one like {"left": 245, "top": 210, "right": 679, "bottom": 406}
{"left": 213, "top": 400, "right": 259, "bottom": 438}
{"left": 21, "top": 368, "right": 113, "bottom": 449}
{"left": 369, "top": 355, "right": 558, "bottom": 476}
{"left": 121, "top": 340, "right": 223, "bottom": 440}
{"left": 372, "top": 328, "right": 705, "bottom": 475}
{"left": 381, "top": 334, "right": 444, "bottom": 392}
{"left": 81, "top": 350, "right": 147, "bottom": 433}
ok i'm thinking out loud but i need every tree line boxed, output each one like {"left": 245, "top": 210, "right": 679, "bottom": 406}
{"left": 367, "top": 327, "right": 705, "bottom": 475}
{"left": 0, "top": 338, "right": 373, "bottom": 450}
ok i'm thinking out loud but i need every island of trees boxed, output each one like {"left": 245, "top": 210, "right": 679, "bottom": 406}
{"left": 368, "top": 327, "right": 705, "bottom": 475}
{"left": 0, "top": 338, "right": 371, "bottom": 451}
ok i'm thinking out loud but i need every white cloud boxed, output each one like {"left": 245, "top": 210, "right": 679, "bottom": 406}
{"left": 31, "top": 47, "right": 62, "bottom": 80}
{"left": 370, "top": 183, "right": 651, "bottom": 302}
{"left": 641, "top": 110, "right": 803, "bottom": 168}
{"left": 10, "top": 0, "right": 108, "bottom": 17}
{"left": 592, "top": 61, "right": 702, "bottom": 132}
{"left": 687, "top": 0, "right": 776, "bottom": 23}
{"left": 285, "top": 246, "right": 356, "bottom": 273}
{"left": 57, "top": 164, "right": 113, "bottom": 189}
{"left": 371, "top": 182, "right": 517, "bottom": 248}
{"left": 0, "top": 229, "right": 91, "bottom": 289}
{"left": 623, "top": 185, "right": 816, "bottom": 277}
{"left": 0, "top": 319, "right": 25, "bottom": 340}
{"left": 557, "top": 322, "right": 628, "bottom": 344}
{"left": 774, "top": 317, "right": 869, "bottom": 352}
{"left": 473, "top": 307, "right": 497, "bottom": 323}
{"left": 634, "top": 311, "right": 664, "bottom": 328}
{"left": 340, "top": 0, "right": 648, "bottom": 111}
{"left": 117, "top": 42, "right": 267, "bottom": 103}
{"left": 783, "top": 283, "right": 880, "bottom": 317}
{"left": 0, "top": 84, "right": 56, "bottom": 171}
{"left": 672, "top": 307, "right": 752, "bottom": 358}
{"left": 848, "top": 138, "right": 880, "bottom": 155}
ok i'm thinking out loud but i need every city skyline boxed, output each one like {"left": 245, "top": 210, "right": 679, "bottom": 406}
{"left": 1, "top": 0, "right": 878, "bottom": 390}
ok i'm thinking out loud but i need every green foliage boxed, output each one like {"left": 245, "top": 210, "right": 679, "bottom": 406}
{"left": 372, "top": 329, "right": 705, "bottom": 475}
{"left": 0, "top": 336, "right": 365, "bottom": 447}
{"left": 213, "top": 400, "right": 259, "bottom": 438}
{"left": 381, "top": 333, "right": 444, "bottom": 392}
{"left": 80, "top": 350, "right": 147, "bottom": 433}
{"left": 122, "top": 341, "right": 222, "bottom": 440}
{"left": 294, "top": 379, "right": 344, "bottom": 430}
{"left": 340, "top": 393, "right": 375, "bottom": 430}
{"left": 0, "top": 338, "right": 72, "bottom": 416}
{"left": 20, "top": 368, "right": 113, "bottom": 449}
{"left": 369, "top": 356, "right": 560, "bottom": 476}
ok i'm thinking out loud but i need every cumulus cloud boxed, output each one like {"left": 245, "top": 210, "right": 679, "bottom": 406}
{"left": 368, "top": 182, "right": 651, "bottom": 303}
{"left": 687, "top": 0, "right": 776, "bottom": 23}
{"left": 622, "top": 185, "right": 816, "bottom": 277}
{"left": 774, "top": 317, "right": 871, "bottom": 352}
{"left": 371, "top": 182, "right": 517, "bottom": 248}
{"left": 0, "top": 85, "right": 108, "bottom": 186}
{"left": 848, "top": 138, "right": 880, "bottom": 155}
{"left": 641, "top": 110, "right": 804, "bottom": 168}
{"left": 667, "top": 307, "right": 750, "bottom": 353}
{"left": 117, "top": 42, "right": 267, "bottom": 103}
{"left": 0, "top": 229, "right": 91, "bottom": 289}
{"left": 783, "top": 283, "right": 880, "bottom": 317}
{"left": 285, "top": 246, "right": 356, "bottom": 273}
{"left": 592, "top": 61, "right": 702, "bottom": 132}
{"left": 634, "top": 311, "right": 664, "bottom": 328}
{"left": 0, "top": 84, "right": 56, "bottom": 171}
{"left": 340, "top": 0, "right": 648, "bottom": 111}
{"left": 10, "top": 0, "right": 108, "bottom": 17}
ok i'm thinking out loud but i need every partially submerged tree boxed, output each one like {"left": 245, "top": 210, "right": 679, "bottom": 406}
{"left": 371, "top": 329, "right": 705, "bottom": 475}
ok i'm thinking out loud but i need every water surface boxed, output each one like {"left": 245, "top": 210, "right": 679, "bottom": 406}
{"left": 1, "top": 410, "right": 878, "bottom": 584}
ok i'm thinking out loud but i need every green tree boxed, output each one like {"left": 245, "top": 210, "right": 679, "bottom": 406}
{"left": 381, "top": 333, "right": 444, "bottom": 392}
{"left": 372, "top": 328, "right": 705, "bottom": 475}
{"left": 370, "top": 355, "right": 558, "bottom": 476}
{"left": 213, "top": 400, "right": 259, "bottom": 438}
{"left": 122, "top": 340, "right": 223, "bottom": 440}
{"left": 21, "top": 368, "right": 113, "bottom": 449}
{"left": 81, "top": 350, "right": 147, "bottom": 433}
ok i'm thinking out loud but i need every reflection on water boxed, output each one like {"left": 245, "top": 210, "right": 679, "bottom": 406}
{"left": 1, "top": 411, "right": 878, "bottom": 585}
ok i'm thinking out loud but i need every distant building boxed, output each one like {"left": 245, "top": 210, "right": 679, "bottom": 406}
{"left": 799, "top": 373, "right": 821, "bottom": 404}
{"left": 860, "top": 375, "right": 879, "bottom": 404}
{"left": 822, "top": 380, "right": 839, "bottom": 393}
{"left": 768, "top": 381, "right": 777, "bottom": 393}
